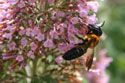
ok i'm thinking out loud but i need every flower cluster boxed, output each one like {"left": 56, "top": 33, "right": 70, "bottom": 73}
{"left": 0, "top": 0, "right": 99, "bottom": 72}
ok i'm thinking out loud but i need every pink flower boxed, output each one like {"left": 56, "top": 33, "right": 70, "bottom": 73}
{"left": 30, "top": 42, "right": 38, "bottom": 51}
{"left": 87, "top": 14, "right": 98, "bottom": 24}
{"left": 16, "top": 55, "right": 24, "bottom": 62}
{"left": 68, "top": 24, "right": 79, "bottom": 37}
{"left": 2, "top": 33, "right": 12, "bottom": 40}
{"left": 2, "top": 25, "right": 13, "bottom": 32}
{"left": 17, "top": 1, "right": 25, "bottom": 8}
{"left": 33, "top": 26, "right": 41, "bottom": 35}
{"left": 2, "top": 53, "right": 8, "bottom": 56}
{"left": 40, "top": 18, "right": 44, "bottom": 23}
{"left": 55, "top": 56, "right": 63, "bottom": 64}
{"left": 50, "top": 30, "right": 59, "bottom": 39}
{"left": 56, "top": 11, "right": 65, "bottom": 17}
{"left": 79, "top": 8, "right": 88, "bottom": 17}
{"left": 58, "top": 43, "right": 69, "bottom": 53}
{"left": 70, "top": 17, "right": 79, "bottom": 24}
{"left": 2, "top": 55, "right": 16, "bottom": 60}
{"left": 7, "top": 42, "right": 16, "bottom": 51}
{"left": 28, "top": 19, "right": 33, "bottom": 26}
{"left": 26, "top": 28, "right": 35, "bottom": 37}
{"left": 87, "top": 1, "right": 99, "bottom": 12}
{"left": 21, "top": 38, "right": 28, "bottom": 48}
{"left": 19, "top": 29, "right": 25, "bottom": 35}
{"left": 37, "top": 33, "right": 44, "bottom": 41}
{"left": 51, "top": 16, "right": 56, "bottom": 20}
{"left": 27, "top": 51, "right": 35, "bottom": 59}
{"left": 6, "top": 0, "right": 18, "bottom": 5}
{"left": 44, "top": 38, "right": 55, "bottom": 48}
{"left": 29, "top": 0, "right": 37, "bottom": 3}
{"left": 57, "top": 23, "right": 66, "bottom": 30}
{"left": 8, "top": 66, "right": 14, "bottom": 72}
{"left": 96, "top": 49, "right": 113, "bottom": 71}
{"left": 48, "top": 0, "right": 55, "bottom": 3}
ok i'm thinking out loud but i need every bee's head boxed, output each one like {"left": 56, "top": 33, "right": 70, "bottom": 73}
{"left": 88, "top": 21, "right": 105, "bottom": 36}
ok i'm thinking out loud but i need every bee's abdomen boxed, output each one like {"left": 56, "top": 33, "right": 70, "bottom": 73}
{"left": 63, "top": 47, "right": 86, "bottom": 60}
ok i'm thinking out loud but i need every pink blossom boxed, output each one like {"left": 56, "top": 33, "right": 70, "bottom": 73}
{"left": 7, "top": 42, "right": 16, "bottom": 51}
{"left": 48, "top": 0, "right": 55, "bottom": 3}
{"left": 77, "top": 2, "right": 85, "bottom": 8}
{"left": 44, "top": 38, "right": 55, "bottom": 48}
{"left": 21, "top": 38, "right": 28, "bottom": 48}
{"left": 27, "top": 51, "right": 35, "bottom": 59}
{"left": 2, "top": 55, "right": 16, "bottom": 60}
{"left": 50, "top": 30, "right": 59, "bottom": 39}
{"left": 28, "top": 19, "right": 33, "bottom": 26}
{"left": 34, "top": 26, "right": 41, "bottom": 35}
{"left": 70, "top": 17, "right": 79, "bottom": 24}
{"left": 26, "top": 28, "right": 35, "bottom": 37}
{"left": 17, "top": 1, "right": 25, "bottom": 8}
{"left": 56, "top": 11, "right": 65, "bottom": 17}
{"left": 19, "top": 29, "right": 25, "bottom": 35}
{"left": 87, "top": 14, "right": 98, "bottom": 24}
{"left": 16, "top": 55, "right": 24, "bottom": 62}
{"left": 51, "top": 16, "right": 56, "bottom": 20}
{"left": 55, "top": 56, "right": 63, "bottom": 64}
{"left": 29, "top": 0, "right": 37, "bottom": 3}
{"left": 2, "top": 53, "right": 8, "bottom": 56}
{"left": 2, "top": 33, "right": 12, "bottom": 40}
{"left": 2, "top": 25, "right": 13, "bottom": 32}
{"left": 58, "top": 43, "right": 69, "bottom": 53}
{"left": 37, "top": 33, "right": 45, "bottom": 41}
{"left": 6, "top": 0, "right": 18, "bottom": 5}
{"left": 68, "top": 24, "right": 79, "bottom": 37}
{"left": 8, "top": 66, "right": 14, "bottom": 72}
{"left": 96, "top": 49, "right": 113, "bottom": 71}
{"left": 79, "top": 7, "right": 88, "bottom": 17}
{"left": 96, "top": 72, "right": 110, "bottom": 83}
{"left": 0, "top": 2, "right": 10, "bottom": 10}
{"left": 69, "top": 40, "right": 79, "bottom": 48}
{"left": 57, "top": 23, "right": 66, "bottom": 30}
{"left": 87, "top": 1, "right": 99, "bottom": 12}
{"left": 30, "top": 42, "right": 38, "bottom": 51}
{"left": 40, "top": 18, "right": 44, "bottom": 23}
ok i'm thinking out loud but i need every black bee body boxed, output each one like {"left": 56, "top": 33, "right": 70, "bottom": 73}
{"left": 63, "top": 47, "right": 85, "bottom": 60}
{"left": 63, "top": 39, "right": 91, "bottom": 60}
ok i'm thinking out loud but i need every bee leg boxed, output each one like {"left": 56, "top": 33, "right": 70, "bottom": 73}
{"left": 75, "top": 35, "right": 85, "bottom": 42}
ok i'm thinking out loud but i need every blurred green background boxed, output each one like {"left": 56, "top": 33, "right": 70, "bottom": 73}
{"left": 98, "top": 0, "right": 125, "bottom": 83}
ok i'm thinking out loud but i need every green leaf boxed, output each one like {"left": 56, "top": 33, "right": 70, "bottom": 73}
{"left": 47, "top": 65, "right": 59, "bottom": 70}
{"left": 40, "top": 75, "right": 57, "bottom": 83}
{"left": 47, "top": 55, "right": 53, "bottom": 63}
{"left": 31, "top": 75, "right": 57, "bottom": 83}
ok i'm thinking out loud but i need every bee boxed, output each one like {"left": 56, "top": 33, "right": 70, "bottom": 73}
{"left": 62, "top": 21, "right": 105, "bottom": 70}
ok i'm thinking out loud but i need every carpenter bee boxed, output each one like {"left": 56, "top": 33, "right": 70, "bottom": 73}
{"left": 62, "top": 21, "right": 105, "bottom": 70}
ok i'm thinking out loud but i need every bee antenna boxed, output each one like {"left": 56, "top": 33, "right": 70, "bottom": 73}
{"left": 100, "top": 21, "right": 105, "bottom": 27}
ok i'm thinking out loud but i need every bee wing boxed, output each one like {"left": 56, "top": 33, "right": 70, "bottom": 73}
{"left": 85, "top": 48, "right": 94, "bottom": 71}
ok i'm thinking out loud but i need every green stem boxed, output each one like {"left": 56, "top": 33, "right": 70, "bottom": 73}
{"left": 45, "top": 0, "right": 49, "bottom": 10}
{"left": 32, "top": 59, "right": 37, "bottom": 77}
